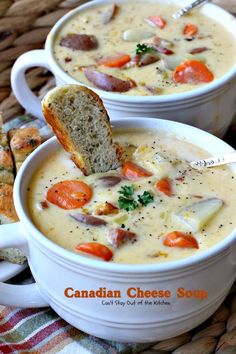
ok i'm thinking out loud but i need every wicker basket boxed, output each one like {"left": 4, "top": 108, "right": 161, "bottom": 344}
{"left": 140, "top": 289, "right": 236, "bottom": 353}
{"left": 0, "top": 0, "right": 89, "bottom": 121}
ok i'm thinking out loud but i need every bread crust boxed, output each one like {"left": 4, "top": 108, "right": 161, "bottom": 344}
{"left": 42, "top": 85, "right": 118, "bottom": 176}
{"left": 9, "top": 127, "right": 41, "bottom": 161}
{"left": 0, "top": 148, "right": 14, "bottom": 185}
{"left": 0, "top": 183, "right": 18, "bottom": 224}
{"left": 0, "top": 131, "right": 8, "bottom": 147}
{"left": 0, "top": 116, "right": 29, "bottom": 264}
{"left": 0, "top": 248, "right": 26, "bottom": 264}
{"left": 9, "top": 127, "right": 41, "bottom": 167}
{"left": 42, "top": 104, "right": 89, "bottom": 175}
{"left": 0, "top": 148, "right": 13, "bottom": 170}
{"left": 0, "top": 118, "right": 14, "bottom": 185}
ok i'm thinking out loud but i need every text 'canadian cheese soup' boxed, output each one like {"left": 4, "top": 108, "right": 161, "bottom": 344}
{"left": 53, "top": 1, "right": 236, "bottom": 96}
{"left": 28, "top": 129, "right": 236, "bottom": 264}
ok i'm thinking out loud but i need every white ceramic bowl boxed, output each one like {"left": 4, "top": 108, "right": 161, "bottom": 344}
{"left": 0, "top": 118, "right": 236, "bottom": 343}
{"left": 11, "top": 0, "right": 236, "bottom": 136}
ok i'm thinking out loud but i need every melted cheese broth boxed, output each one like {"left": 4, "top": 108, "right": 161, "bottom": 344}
{"left": 53, "top": 1, "right": 236, "bottom": 95}
{"left": 28, "top": 129, "right": 236, "bottom": 264}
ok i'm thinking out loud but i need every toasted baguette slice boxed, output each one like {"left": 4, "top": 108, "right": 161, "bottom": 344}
{"left": 0, "top": 184, "right": 26, "bottom": 264}
{"left": 15, "top": 162, "right": 23, "bottom": 173}
{"left": 9, "top": 126, "right": 41, "bottom": 165}
{"left": 0, "top": 131, "right": 8, "bottom": 147}
{"left": 0, "top": 183, "right": 18, "bottom": 224}
{"left": 0, "top": 113, "right": 14, "bottom": 185}
{"left": 0, "top": 248, "right": 26, "bottom": 264}
{"left": 0, "top": 147, "right": 14, "bottom": 185}
{"left": 42, "top": 85, "right": 120, "bottom": 176}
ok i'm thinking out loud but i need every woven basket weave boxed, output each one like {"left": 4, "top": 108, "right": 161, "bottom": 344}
{"left": 0, "top": 0, "right": 88, "bottom": 121}
{"left": 0, "top": 0, "right": 235, "bottom": 121}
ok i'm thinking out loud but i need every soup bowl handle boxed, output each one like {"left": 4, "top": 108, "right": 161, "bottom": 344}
{"left": 11, "top": 49, "right": 50, "bottom": 121}
{"left": 0, "top": 222, "right": 49, "bottom": 308}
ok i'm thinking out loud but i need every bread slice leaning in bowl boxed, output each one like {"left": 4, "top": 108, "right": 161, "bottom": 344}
{"left": 42, "top": 85, "right": 120, "bottom": 176}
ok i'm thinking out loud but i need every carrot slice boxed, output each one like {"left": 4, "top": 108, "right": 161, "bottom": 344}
{"left": 155, "top": 178, "right": 172, "bottom": 196}
{"left": 183, "top": 23, "right": 198, "bottom": 36}
{"left": 122, "top": 161, "right": 152, "bottom": 180}
{"left": 146, "top": 15, "right": 166, "bottom": 29}
{"left": 173, "top": 60, "right": 214, "bottom": 84}
{"left": 163, "top": 231, "right": 199, "bottom": 249}
{"left": 75, "top": 242, "right": 113, "bottom": 261}
{"left": 98, "top": 54, "right": 131, "bottom": 68}
{"left": 47, "top": 180, "right": 92, "bottom": 210}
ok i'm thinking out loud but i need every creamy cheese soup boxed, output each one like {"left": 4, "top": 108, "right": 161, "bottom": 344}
{"left": 53, "top": 2, "right": 236, "bottom": 95}
{"left": 28, "top": 129, "right": 236, "bottom": 264}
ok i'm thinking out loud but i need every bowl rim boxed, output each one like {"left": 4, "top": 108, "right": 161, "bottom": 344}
{"left": 45, "top": 0, "right": 236, "bottom": 104}
{"left": 14, "top": 117, "right": 236, "bottom": 273}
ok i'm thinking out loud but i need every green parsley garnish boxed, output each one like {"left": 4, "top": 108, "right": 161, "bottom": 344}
{"left": 136, "top": 43, "right": 153, "bottom": 55}
{"left": 138, "top": 191, "right": 154, "bottom": 206}
{"left": 118, "top": 196, "right": 139, "bottom": 211}
{"left": 118, "top": 185, "right": 137, "bottom": 211}
{"left": 118, "top": 185, "right": 154, "bottom": 211}
{"left": 119, "top": 185, "right": 134, "bottom": 197}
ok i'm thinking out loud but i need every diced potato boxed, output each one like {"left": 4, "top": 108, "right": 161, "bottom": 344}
{"left": 134, "top": 145, "right": 174, "bottom": 177}
{"left": 186, "top": 53, "right": 206, "bottom": 63}
{"left": 134, "top": 144, "right": 152, "bottom": 155}
{"left": 113, "top": 214, "right": 128, "bottom": 225}
{"left": 174, "top": 198, "right": 224, "bottom": 232}
{"left": 162, "top": 55, "right": 185, "bottom": 71}
{"left": 123, "top": 29, "right": 154, "bottom": 42}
